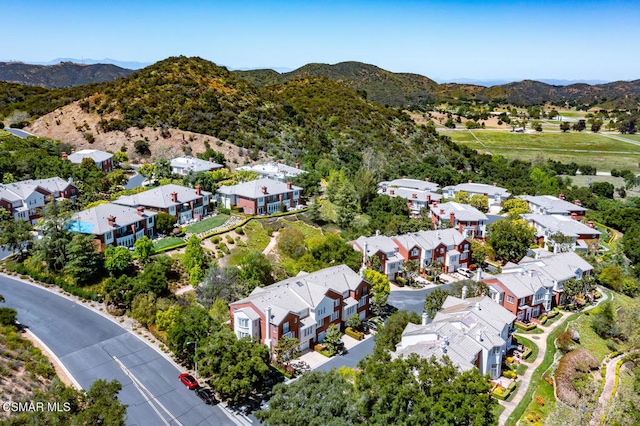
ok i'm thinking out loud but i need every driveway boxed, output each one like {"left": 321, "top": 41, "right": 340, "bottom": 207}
{"left": 388, "top": 282, "right": 455, "bottom": 315}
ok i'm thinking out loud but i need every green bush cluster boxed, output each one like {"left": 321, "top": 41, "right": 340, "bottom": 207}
{"left": 516, "top": 322, "right": 538, "bottom": 332}
{"left": 7, "top": 261, "right": 100, "bottom": 301}
{"left": 492, "top": 381, "right": 517, "bottom": 401}
{"left": 345, "top": 327, "right": 364, "bottom": 340}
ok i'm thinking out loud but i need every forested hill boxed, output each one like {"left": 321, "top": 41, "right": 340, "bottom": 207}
{"left": 236, "top": 62, "right": 640, "bottom": 108}
{"left": 0, "top": 62, "right": 134, "bottom": 88}
{"left": 236, "top": 61, "right": 440, "bottom": 107}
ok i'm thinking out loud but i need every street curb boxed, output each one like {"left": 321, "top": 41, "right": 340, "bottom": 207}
{"left": 25, "top": 329, "right": 83, "bottom": 390}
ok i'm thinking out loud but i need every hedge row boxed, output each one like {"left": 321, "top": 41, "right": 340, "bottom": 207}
{"left": 5, "top": 262, "right": 100, "bottom": 301}
{"left": 345, "top": 327, "right": 364, "bottom": 340}
{"left": 493, "top": 381, "right": 517, "bottom": 401}
{"left": 516, "top": 322, "right": 538, "bottom": 332}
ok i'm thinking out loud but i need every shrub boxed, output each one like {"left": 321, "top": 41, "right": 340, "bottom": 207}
{"left": 516, "top": 322, "right": 537, "bottom": 332}
{"left": 395, "top": 277, "right": 407, "bottom": 287}
{"left": 211, "top": 236, "right": 221, "bottom": 244}
{"left": 535, "top": 395, "right": 545, "bottom": 406}
{"left": 345, "top": 327, "right": 364, "bottom": 340}
{"left": 503, "top": 370, "right": 517, "bottom": 379}
{"left": 225, "top": 235, "right": 235, "bottom": 244}
{"left": 556, "top": 329, "right": 577, "bottom": 352}
{"left": 555, "top": 348, "right": 599, "bottom": 406}
{"left": 235, "top": 227, "right": 244, "bottom": 235}
{"left": 219, "top": 208, "right": 231, "bottom": 215}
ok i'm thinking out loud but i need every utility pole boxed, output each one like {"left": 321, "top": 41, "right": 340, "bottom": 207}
{"left": 186, "top": 341, "right": 198, "bottom": 380}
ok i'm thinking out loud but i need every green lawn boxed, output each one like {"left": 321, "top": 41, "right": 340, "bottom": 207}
{"left": 183, "top": 214, "right": 230, "bottom": 234}
{"left": 283, "top": 219, "right": 325, "bottom": 241}
{"left": 515, "top": 335, "right": 539, "bottom": 362}
{"left": 444, "top": 130, "right": 640, "bottom": 172}
{"left": 153, "top": 237, "right": 186, "bottom": 251}
{"left": 243, "top": 220, "right": 270, "bottom": 252}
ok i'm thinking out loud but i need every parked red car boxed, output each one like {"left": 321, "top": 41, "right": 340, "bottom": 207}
{"left": 179, "top": 373, "right": 199, "bottom": 390}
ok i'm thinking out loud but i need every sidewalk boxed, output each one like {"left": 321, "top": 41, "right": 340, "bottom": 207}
{"left": 498, "top": 289, "right": 608, "bottom": 425}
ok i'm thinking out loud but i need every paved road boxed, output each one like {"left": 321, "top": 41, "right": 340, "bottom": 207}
{"left": 388, "top": 283, "right": 455, "bottom": 315}
{"left": 315, "top": 337, "right": 375, "bottom": 371}
{"left": 4, "top": 128, "right": 34, "bottom": 138}
{"left": 0, "top": 276, "right": 239, "bottom": 426}
{"left": 124, "top": 172, "right": 145, "bottom": 190}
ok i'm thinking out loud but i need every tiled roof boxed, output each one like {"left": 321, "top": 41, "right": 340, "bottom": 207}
{"left": 430, "top": 202, "right": 488, "bottom": 222}
{"left": 236, "top": 162, "right": 306, "bottom": 179}
{"left": 442, "top": 182, "right": 510, "bottom": 197}
{"left": 521, "top": 195, "right": 587, "bottom": 214}
{"left": 217, "top": 178, "right": 301, "bottom": 199}
{"left": 170, "top": 156, "right": 223, "bottom": 173}
{"left": 70, "top": 203, "right": 156, "bottom": 236}
{"left": 378, "top": 178, "right": 439, "bottom": 192}
{"left": 522, "top": 213, "right": 601, "bottom": 238}
{"left": 68, "top": 149, "right": 113, "bottom": 163}
{"left": 114, "top": 184, "right": 211, "bottom": 209}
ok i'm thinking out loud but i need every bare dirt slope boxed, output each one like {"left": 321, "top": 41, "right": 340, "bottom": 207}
{"left": 27, "top": 102, "right": 268, "bottom": 169}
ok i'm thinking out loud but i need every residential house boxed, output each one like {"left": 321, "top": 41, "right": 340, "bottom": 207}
{"left": 520, "top": 194, "right": 587, "bottom": 220}
{"left": 0, "top": 177, "right": 79, "bottom": 224}
{"left": 442, "top": 181, "right": 511, "bottom": 206}
{"left": 113, "top": 184, "right": 211, "bottom": 224}
{"left": 522, "top": 213, "right": 601, "bottom": 252}
{"left": 349, "top": 234, "right": 405, "bottom": 280}
{"left": 229, "top": 265, "right": 371, "bottom": 351}
{"left": 378, "top": 185, "right": 442, "bottom": 216}
{"left": 430, "top": 202, "right": 488, "bottom": 239}
{"left": 392, "top": 228, "right": 471, "bottom": 274}
{"left": 394, "top": 295, "right": 516, "bottom": 379}
{"left": 216, "top": 178, "right": 302, "bottom": 215}
{"left": 378, "top": 177, "right": 440, "bottom": 193}
{"left": 69, "top": 203, "right": 157, "bottom": 248}
{"left": 170, "top": 156, "right": 224, "bottom": 176}
{"left": 65, "top": 149, "right": 114, "bottom": 173}
{"left": 236, "top": 161, "right": 306, "bottom": 182}
{"left": 483, "top": 250, "right": 594, "bottom": 320}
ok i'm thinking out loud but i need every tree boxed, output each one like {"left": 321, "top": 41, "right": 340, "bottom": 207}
{"left": 134, "top": 236, "right": 155, "bottom": 265}
{"left": 64, "top": 234, "right": 103, "bottom": 285}
{"left": 133, "top": 260, "right": 169, "bottom": 296}
{"left": 0, "top": 307, "right": 17, "bottom": 326}
{"left": 197, "top": 327, "right": 270, "bottom": 402}
{"left": 470, "top": 194, "right": 489, "bottom": 212}
{"left": 197, "top": 265, "right": 244, "bottom": 304}
{"left": 156, "top": 306, "right": 181, "bottom": 333}
{"left": 346, "top": 314, "right": 362, "bottom": 330}
{"left": 33, "top": 200, "right": 74, "bottom": 271}
{"left": 134, "top": 139, "right": 151, "bottom": 156}
{"left": 470, "top": 240, "right": 488, "bottom": 268}
{"left": 590, "top": 181, "right": 615, "bottom": 199}
{"left": 487, "top": 218, "right": 536, "bottom": 263}
{"left": 334, "top": 180, "right": 357, "bottom": 230}
{"left": 167, "top": 306, "right": 217, "bottom": 365}
{"left": 113, "top": 151, "right": 129, "bottom": 166}
{"left": 183, "top": 235, "right": 206, "bottom": 287}
{"left": 137, "top": 163, "right": 155, "bottom": 183}
{"left": 154, "top": 158, "right": 173, "bottom": 179}
{"left": 130, "top": 292, "right": 157, "bottom": 328}
{"left": 104, "top": 246, "right": 133, "bottom": 276}
{"left": 0, "top": 209, "right": 33, "bottom": 254}
{"left": 547, "top": 232, "right": 574, "bottom": 253}
{"left": 591, "top": 121, "right": 602, "bottom": 133}
{"left": 274, "top": 336, "right": 301, "bottom": 368}
{"left": 598, "top": 265, "right": 625, "bottom": 292}
{"left": 323, "top": 324, "right": 343, "bottom": 355}
{"left": 560, "top": 122, "right": 571, "bottom": 132}
{"left": 424, "top": 288, "right": 451, "bottom": 318}
{"left": 452, "top": 190, "right": 470, "bottom": 204}
{"left": 501, "top": 198, "right": 530, "bottom": 216}
{"left": 236, "top": 250, "right": 274, "bottom": 292}
{"left": 276, "top": 227, "right": 306, "bottom": 259}
{"left": 364, "top": 269, "right": 390, "bottom": 313}
{"left": 256, "top": 370, "right": 360, "bottom": 426}
{"left": 572, "top": 119, "right": 586, "bottom": 132}
{"left": 208, "top": 298, "right": 230, "bottom": 323}
{"left": 155, "top": 211, "right": 177, "bottom": 235}
{"left": 403, "top": 259, "right": 420, "bottom": 285}
{"left": 373, "top": 310, "right": 421, "bottom": 354}
{"left": 307, "top": 198, "right": 322, "bottom": 223}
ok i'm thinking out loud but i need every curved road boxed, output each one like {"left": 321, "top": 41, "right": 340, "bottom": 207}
{"left": 0, "top": 275, "right": 239, "bottom": 426}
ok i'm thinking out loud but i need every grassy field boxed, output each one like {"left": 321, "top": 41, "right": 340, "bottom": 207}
{"left": 443, "top": 130, "right": 640, "bottom": 172}
{"left": 183, "top": 214, "right": 230, "bottom": 234}
{"left": 153, "top": 237, "right": 185, "bottom": 251}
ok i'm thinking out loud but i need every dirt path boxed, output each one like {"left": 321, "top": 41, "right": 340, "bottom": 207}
{"left": 498, "top": 289, "right": 609, "bottom": 426}
{"left": 262, "top": 231, "right": 279, "bottom": 256}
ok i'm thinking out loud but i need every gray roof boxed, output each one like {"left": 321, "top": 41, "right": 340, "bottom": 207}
{"left": 518, "top": 251, "right": 594, "bottom": 282}
{"left": 522, "top": 213, "right": 601, "bottom": 238}
{"left": 217, "top": 178, "right": 302, "bottom": 199}
{"left": 170, "top": 156, "right": 223, "bottom": 173}
{"left": 230, "top": 265, "right": 365, "bottom": 325}
{"left": 438, "top": 296, "right": 516, "bottom": 335}
{"left": 114, "top": 184, "right": 211, "bottom": 209}
{"left": 431, "top": 202, "right": 488, "bottom": 222}
{"left": 67, "top": 149, "right": 113, "bottom": 164}
{"left": 236, "top": 162, "right": 306, "bottom": 179}
{"left": 0, "top": 177, "right": 74, "bottom": 202}
{"left": 392, "top": 228, "right": 467, "bottom": 252}
{"left": 378, "top": 186, "right": 442, "bottom": 203}
{"left": 31, "top": 177, "right": 75, "bottom": 193}
{"left": 488, "top": 271, "right": 554, "bottom": 298}
{"left": 378, "top": 178, "right": 439, "bottom": 192}
{"left": 352, "top": 235, "right": 399, "bottom": 256}
{"left": 70, "top": 203, "right": 156, "bottom": 236}
{"left": 442, "top": 182, "right": 510, "bottom": 198}
{"left": 521, "top": 195, "right": 587, "bottom": 214}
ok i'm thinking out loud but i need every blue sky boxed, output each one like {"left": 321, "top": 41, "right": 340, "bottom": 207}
{"left": 3, "top": 0, "right": 639, "bottom": 81}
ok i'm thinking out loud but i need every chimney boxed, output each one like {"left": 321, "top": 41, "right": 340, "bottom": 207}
{"left": 265, "top": 306, "right": 272, "bottom": 349}
{"left": 450, "top": 211, "right": 455, "bottom": 225}
{"left": 390, "top": 190, "right": 395, "bottom": 195}
{"left": 493, "top": 182, "right": 497, "bottom": 187}
{"left": 171, "top": 192, "right": 178, "bottom": 203}
{"left": 436, "top": 231, "right": 441, "bottom": 240}
{"left": 262, "top": 186, "right": 268, "bottom": 194}
{"left": 412, "top": 193, "right": 417, "bottom": 199}
{"left": 137, "top": 206, "right": 144, "bottom": 216}
{"left": 375, "top": 230, "right": 380, "bottom": 236}
{"left": 382, "top": 187, "right": 387, "bottom": 193}
{"left": 529, "top": 270, "right": 534, "bottom": 277}
{"left": 209, "top": 157, "right": 214, "bottom": 163}
{"left": 425, "top": 177, "right": 430, "bottom": 182}
{"left": 574, "top": 199, "right": 581, "bottom": 206}
{"left": 402, "top": 175, "right": 406, "bottom": 179}
{"left": 286, "top": 181, "right": 292, "bottom": 190}
{"left": 107, "top": 216, "right": 116, "bottom": 227}
{"left": 61, "top": 152, "right": 68, "bottom": 160}
{"left": 277, "top": 159, "right": 282, "bottom": 163}
{"left": 195, "top": 185, "right": 202, "bottom": 195}
{"left": 441, "top": 339, "right": 448, "bottom": 353}
{"left": 476, "top": 268, "right": 483, "bottom": 281}
{"left": 422, "top": 312, "right": 428, "bottom": 325}
{"left": 476, "top": 330, "right": 483, "bottom": 342}
{"left": 587, "top": 220, "right": 595, "bottom": 228}
{"left": 427, "top": 194, "right": 431, "bottom": 204}
{"left": 440, "top": 208, "right": 445, "bottom": 215}
{"left": 475, "top": 302, "right": 481, "bottom": 311}
{"left": 295, "top": 162, "right": 300, "bottom": 169}
{"left": 468, "top": 179, "right": 473, "bottom": 184}
{"left": 558, "top": 193, "right": 565, "bottom": 200}
{"left": 461, "top": 286, "right": 468, "bottom": 300}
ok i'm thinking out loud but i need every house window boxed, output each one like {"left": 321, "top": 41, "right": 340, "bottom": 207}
{"left": 283, "top": 322, "right": 290, "bottom": 334}
{"left": 239, "top": 318, "right": 249, "bottom": 328}
{"left": 334, "top": 299, "right": 340, "bottom": 308}
{"left": 238, "top": 332, "right": 249, "bottom": 338}
{"left": 507, "top": 295, "right": 514, "bottom": 304}
{"left": 330, "top": 311, "right": 339, "bottom": 321}
{"left": 410, "top": 248, "right": 419, "bottom": 257}
{"left": 303, "top": 327, "right": 313, "bottom": 337}
{"left": 460, "top": 253, "right": 467, "bottom": 260}
{"left": 316, "top": 318, "right": 323, "bottom": 328}
{"left": 317, "top": 307, "right": 325, "bottom": 316}
{"left": 358, "top": 297, "right": 367, "bottom": 308}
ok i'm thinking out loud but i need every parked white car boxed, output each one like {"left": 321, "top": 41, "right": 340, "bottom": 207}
{"left": 457, "top": 267, "right": 474, "bottom": 278}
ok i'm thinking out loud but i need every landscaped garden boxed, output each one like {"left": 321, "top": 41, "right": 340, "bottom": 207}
{"left": 183, "top": 213, "right": 230, "bottom": 234}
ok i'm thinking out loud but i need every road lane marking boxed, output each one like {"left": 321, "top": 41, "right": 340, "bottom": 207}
{"left": 112, "top": 355, "right": 184, "bottom": 426}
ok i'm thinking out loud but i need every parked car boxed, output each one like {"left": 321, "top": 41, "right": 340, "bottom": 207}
{"left": 179, "top": 373, "right": 199, "bottom": 390}
{"left": 195, "top": 387, "right": 216, "bottom": 404}
{"left": 457, "top": 267, "right": 474, "bottom": 278}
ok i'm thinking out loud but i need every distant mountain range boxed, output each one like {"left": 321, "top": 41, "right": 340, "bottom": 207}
{"left": 0, "top": 61, "right": 135, "bottom": 88}
{"left": 0, "top": 57, "right": 638, "bottom": 108}
{"left": 436, "top": 78, "right": 610, "bottom": 87}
